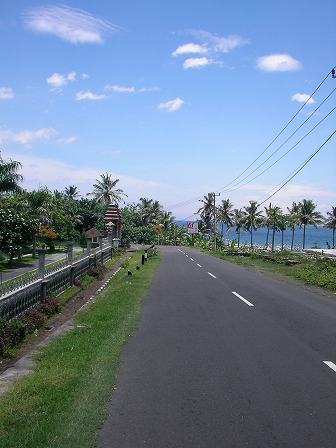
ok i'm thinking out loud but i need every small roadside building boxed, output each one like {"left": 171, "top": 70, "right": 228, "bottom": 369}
{"left": 104, "top": 204, "right": 121, "bottom": 241}
{"left": 85, "top": 227, "right": 101, "bottom": 248}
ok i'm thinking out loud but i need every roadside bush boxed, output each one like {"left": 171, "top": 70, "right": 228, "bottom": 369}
{"left": 0, "top": 297, "right": 60, "bottom": 358}
{"left": 88, "top": 263, "right": 107, "bottom": 279}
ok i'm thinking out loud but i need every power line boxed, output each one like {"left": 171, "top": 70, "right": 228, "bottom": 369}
{"left": 257, "top": 130, "right": 336, "bottom": 206}
{"left": 167, "top": 67, "right": 335, "bottom": 211}
{"left": 218, "top": 106, "right": 336, "bottom": 194}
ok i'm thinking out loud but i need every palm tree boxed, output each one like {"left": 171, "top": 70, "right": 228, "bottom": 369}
{"left": 159, "top": 210, "right": 175, "bottom": 231}
{"left": 266, "top": 204, "right": 282, "bottom": 252}
{"left": 25, "top": 187, "right": 54, "bottom": 257}
{"left": 324, "top": 206, "right": 336, "bottom": 248}
{"left": 196, "top": 193, "right": 214, "bottom": 232}
{"left": 217, "top": 199, "right": 234, "bottom": 236}
{"left": 0, "top": 154, "right": 23, "bottom": 195}
{"left": 242, "top": 200, "right": 264, "bottom": 248}
{"left": 233, "top": 208, "right": 245, "bottom": 248}
{"left": 64, "top": 185, "right": 80, "bottom": 199}
{"left": 287, "top": 202, "right": 300, "bottom": 251}
{"left": 87, "top": 173, "right": 127, "bottom": 205}
{"left": 297, "top": 199, "right": 324, "bottom": 249}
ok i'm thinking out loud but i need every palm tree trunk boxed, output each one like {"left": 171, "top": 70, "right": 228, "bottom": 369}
{"left": 271, "top": 227, "right": 275, "bottom": 252}
{"left": 250, "top": 228, "right": 253, "bottom": 248}
{"left": 291, "top": 227, "right": 295, "bottom": 251}
{"left": 303, "top": 225, "right": 306, "bottom": 249}
{"left": 265, "top": 226, "right": 270, "bottom": 249}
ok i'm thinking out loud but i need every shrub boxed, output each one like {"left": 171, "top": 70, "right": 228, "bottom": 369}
{"left": 88, "top": 263, "right": 107, "bottom": 279}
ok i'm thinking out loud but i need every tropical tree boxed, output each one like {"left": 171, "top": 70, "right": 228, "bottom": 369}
{"left": 196, "top": 193, "right": 214, "bottom": 233}
{"left": 217, "top": 199, "right": 234, "bottom": 236}
{"left": 324, "top": 206, "right": 336, "bottom": 248}
{"left": 25, "top": 187, "right": 54, "bottom": 256}
{"left": 287, "top": 202, "right": 300, "bottom": 251}
{"left": 0, "top": 207, "right": 39, "bottom": 263}
{"left": 87, "top": 173, "right": 127, "bottom": 205}
{"left": 242, "top": 200, "right": 264, "bottom": 248}
{"left": 264, "top": 204, "right": 282, "bottom": 252}
{"left": 297, "top": 199, "right": 324, "bottom": 249}
{"left": 0, "top": 154, "right": 23, "bottom": 195}
{"left": 64, "top": 185, "right": 80, "bottom": 199}
{"left": 233, "top": 208, "right": 245, "bottom": 248}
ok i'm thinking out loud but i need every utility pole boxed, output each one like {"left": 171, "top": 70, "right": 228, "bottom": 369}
{"left": 211, "top": 192, "right": 220, "bottom": 251}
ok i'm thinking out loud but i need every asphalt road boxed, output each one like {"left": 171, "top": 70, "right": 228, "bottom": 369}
{"left": 98, "top": 246, "right": 336, "bottom": 448}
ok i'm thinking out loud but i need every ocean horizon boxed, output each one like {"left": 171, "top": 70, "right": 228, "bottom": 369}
{"left": 179, "top": 222, "right": 334, "bottom": 250}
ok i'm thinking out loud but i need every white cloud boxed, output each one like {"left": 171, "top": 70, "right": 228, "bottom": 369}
{"left": 188, "top": 30, "right": 249, "bottom": 53}
{"left": 183, "top": 57, "right": 213, "bottom": 69}
{"left": 75, "top": 90, "right": 107, "bottom": 100}
{"left": 0, "top": 127, "right": 57, "bottom": 145}
{"left": 58, "top": 136, "right": 79, "bottom": 144}
{"left": 82, "top": 73, "right": 89, "bottom": 79}
{"left": 23, "top": 4, "right": 119, "bottom": 44}
{"left": 104, "top": 84, "right": 135, "bottom": 93}
{"left": 140, "top": 86, "right": 161, "bottom": 92}
{"left": 47, "top": 71, "right": 76, "bottom": 87}
{"left": 172, "top": 43, "right": 209, "bottom": 56}
{"left": 291, "top": 93, "right": 315, "bottom": 104}
{"left": 257, "top": 54, "right": 303, "bottom": 72}
{"left": 0, "top": 87, "right": 14, "bottom": 99}
{"left": 158, "top": 98, "right": 184, "bottom": 112}
{"left": 0, "top": 151, "right": 162, "bottom": 195}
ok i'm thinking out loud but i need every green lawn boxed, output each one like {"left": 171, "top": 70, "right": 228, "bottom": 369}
{"left": 0, "top": 250, "right": 161, "bottom": 448}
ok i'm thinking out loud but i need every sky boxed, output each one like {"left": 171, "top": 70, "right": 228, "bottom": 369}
{"left": 0, "top": 0, "right": 335, "bottom": 221}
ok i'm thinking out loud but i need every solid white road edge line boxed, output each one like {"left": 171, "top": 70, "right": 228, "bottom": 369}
{"left": 323, "top": 361, "right": 336, "bottom": 372}
{"left": 232, "top": 291, "right": 254, "bottom": 307}
{"left": 197, "top": 264, "right": 202, "bottom": 267}
{"left": 208, "top": 272, "right": 217, "bottom": 278}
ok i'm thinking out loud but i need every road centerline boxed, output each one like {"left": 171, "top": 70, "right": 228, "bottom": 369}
{"left": 232, "top": 291, "right": 254, "bottom": 307}
{"left": 323, "top": 361, "right": 336, "bottom": 373}
{"left": 208, "top": 272, "right": 216, "bottom": 278}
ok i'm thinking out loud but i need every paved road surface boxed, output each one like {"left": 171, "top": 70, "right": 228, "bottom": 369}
{"left": 98, "top": 246, "right": 336, "bottom": 447}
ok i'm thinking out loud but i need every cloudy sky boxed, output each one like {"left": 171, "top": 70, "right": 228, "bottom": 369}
{"left": 0, "top": 0, "right": 335, "bottom": 219}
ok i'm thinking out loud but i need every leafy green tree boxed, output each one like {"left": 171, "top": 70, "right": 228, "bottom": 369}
{"left": 287, "top": 202, "right": 300, "bottom": 251}
{"left": 87, "top": 173, "right": 127, "bottom": 205}
{"left": 297, "top": 199, "right": 324, "bottom": 249}
{"left": 0, "top": 154, "right": 23, "bottom": 195}
{"left": 324, "top": 206, "right": 336, "bottom": 248}
{"left": 64, "top": 185, "right": 80, "bottom": 199}
{"left": 264, "top": 204, "right": 282, "bottom": 252}
{"left": 25, "top": 187, "right": 54, "bottom": 257}
{"left": 217, "top": 199, "right": 234, "bottom": 236}
{"left": 233, "top": 208, "right": 245, "bottom": 248}
{"left": 197, "top": 193, "right": 214, "bottom": 232}
{"left": 242, "top": 200, "right": 264, "bottom": 248}
{"left": 0, "top": 207, "right": 39, "bottom": 262}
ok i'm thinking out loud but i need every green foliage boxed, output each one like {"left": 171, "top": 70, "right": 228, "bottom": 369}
{"left": 0, "top": 298, "right": 60, "bottom": 358}
{"left": 0, "top": 207, "right": 39, "bottom": 261}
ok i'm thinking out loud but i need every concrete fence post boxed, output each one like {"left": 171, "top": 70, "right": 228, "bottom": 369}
{"left": 37, "top": 249, "right": 47, "bottom": 279}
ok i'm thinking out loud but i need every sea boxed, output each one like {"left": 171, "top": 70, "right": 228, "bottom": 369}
{"left": 181, "top": 223, "right": 334, "bottom": 251}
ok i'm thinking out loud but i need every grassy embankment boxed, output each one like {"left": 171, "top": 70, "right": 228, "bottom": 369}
{"left": 0, "top": 249, "right": 161, "bottom": 448}
{"left": 212, "top": 248, "right": 336, "bottom": 292}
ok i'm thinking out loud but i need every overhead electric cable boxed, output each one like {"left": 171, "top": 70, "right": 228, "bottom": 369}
{"left": 218, "top": 106, "right": 336, "bottom": 194}
{"left": 217, "top": 90, "right": 335, "bottom": 194}
{"left": 257, "top": 130, "right": 336, "bottom": 206}
{"left": 167, "top": 67, "right": 335, "bottom": 211}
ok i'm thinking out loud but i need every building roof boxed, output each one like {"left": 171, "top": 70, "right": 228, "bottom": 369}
{"left": 85, "top": 227, "right": 100, "bottom": 237}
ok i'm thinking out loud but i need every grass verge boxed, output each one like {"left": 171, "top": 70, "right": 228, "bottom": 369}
{"left": 0, "top": 250, "right": 161, "bottom": 448}
{"left": 211, "top": 249, "right": 336, "bottom": 292}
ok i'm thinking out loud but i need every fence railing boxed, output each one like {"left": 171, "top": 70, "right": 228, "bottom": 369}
{"left": 0, "top": 244, "right": 114, "bottom": 321}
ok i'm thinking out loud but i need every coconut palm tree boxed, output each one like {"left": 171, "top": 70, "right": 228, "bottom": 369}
{"left": 242, "top": 200, "right": 264, "bottom": 248}
{"left": 324, "top": 206, "right": 336, "bottom": 248}
{"left": 217, "top": 199, "right": 234, "bottom": 236}
{"left": 87, "top": 173, "right": 127, "bottom": 205}
{"left": 0, "top": 154, "right": 23, "bottom": 195}
{"left": 196, "top": 193, "right": 214, "bottom": 232}
{"left": 297, "top": 199, "right": 324, "bottom": 249}
{"left": 265, "top": 204, "right": 282, "bottom": 252}
{"left": 64, "top": 185, "right": 80, "bottom": 199}
{"left": 233, "top": 208, "right": 245, "bottom": 248}
{"left": 287, "top": 202, "right": 300, "bottom": 251}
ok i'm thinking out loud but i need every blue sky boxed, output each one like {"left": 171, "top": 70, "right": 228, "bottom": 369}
{"left": 0, "top": 0, "right": 335, "bottom": 220}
